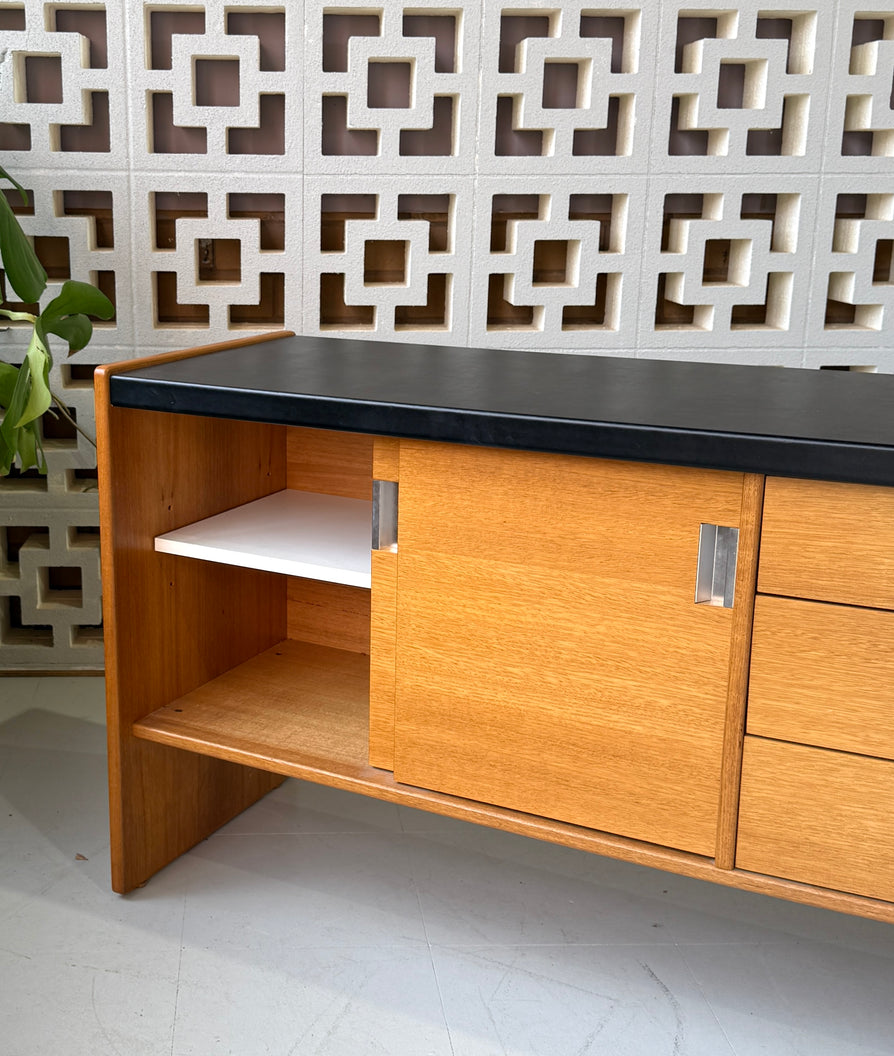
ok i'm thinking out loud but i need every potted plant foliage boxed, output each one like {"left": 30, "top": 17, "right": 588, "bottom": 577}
{"left": 0, "top": 163, "right": 114, "bottom": 475}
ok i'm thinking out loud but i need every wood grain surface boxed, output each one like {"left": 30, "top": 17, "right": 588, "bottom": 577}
{"left": 737, "top": 736, "right": 894, "bottom": 903}
{"left": 286, "top": 426, "right": 373, "bottom": 499}
{"left": 97, "top": 345, "right": 290, "bottom": 893}
{"left": 759, "top": 476, "right": 894, "bottom": 608}
{"left": 392, "top": 441, "right": 749, "bottom": 857}
{"left": 714, "top": 473, "right": 764, "bottom": 869}
{"left": 286, "top": 577, "right": 370, "bottom": 653}
{"left": 749, "top": 594, "right": 894, "bottom": 759}
{"left": 369, "top": 550, "right": 397, "bottom": 769}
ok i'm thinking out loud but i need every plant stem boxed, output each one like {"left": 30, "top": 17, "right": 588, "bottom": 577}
{"left": 49, "top": 387, "right": 96, "bottom": 447}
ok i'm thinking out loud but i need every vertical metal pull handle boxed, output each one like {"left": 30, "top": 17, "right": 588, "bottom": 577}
{"left": 695, "top": 523, "right": 739, "bottom": 608}
{"left": 372, "top": 480, "right": 398, "bottom": 552}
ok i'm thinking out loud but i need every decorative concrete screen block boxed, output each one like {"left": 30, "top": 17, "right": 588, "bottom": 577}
{"left": 0, "top": 0, "right": 127, "bottom": 166}
{"left": 305, "top": 0, "right": 481, "bottom": 173}
{"left": 639, "top": 176, "right": 814, "bottom": 359}
{"left": 131, "top": 0, "right": 300, "bottom": 170}
{"left": 469, "top": 178, "right": 645, "bottom": 349}
{"left": 128, "top": 174, "right": 298, "bottom": 342}
{"left": 655, "top": 2, "right": 833, "bottom": 173}
{"left": 2, "top": 0, "right": 894, "bottom": 666}
{"left": 804, "top": 177, "right": 894, "bottom": 355}
{"left": 304, "top": 178, "right": 471, "bottom": 341}
{"left": 478, "top": 0, "right": 658, "bottom": 173}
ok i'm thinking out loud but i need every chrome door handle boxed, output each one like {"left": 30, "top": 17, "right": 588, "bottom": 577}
{"left": 695, "top": 523, "right": 738, "bottom": 607}
{"left": 372, "top": 480, "right": 398, "bottom": 552}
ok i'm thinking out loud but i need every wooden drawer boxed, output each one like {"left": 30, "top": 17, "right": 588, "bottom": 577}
{"left": 737, "top": 737, "right": 894, "bottom": 902}
{"left": 758, "top": 477, "right": 894, "bottom": 608}
{"left": 749, "top": 595, "right": 894, "bottom": 759}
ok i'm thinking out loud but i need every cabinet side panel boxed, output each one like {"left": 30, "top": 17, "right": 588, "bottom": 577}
{"left": 394, "top": 442, "right": 744, "bottom": 857}
{"left": 96, "top": 385, "right": 287, "bottom": 892}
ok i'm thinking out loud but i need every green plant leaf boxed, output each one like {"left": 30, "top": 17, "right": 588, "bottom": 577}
{"left": 43, "top": 313, "right": 92, "bottom": 350}
{"left": 0, "top": 307, "right": 37, "bottom": 323}
{"left": 38, "top": 279, "right": 114, "bottom": 351}
{"left": 0, "top": 361, "right": 18, "bottom": 409}
{"left": 15, "top": 329, "right": 52, "bottom": 427}
{"left": 15, "top": 419, "right": 43, "bottom": 473}
{"left": 0, "top": 353, "right": 45, "bottom": 473}
{"left": 0, "top": 182, "right": 47, "bottom": 305}
{"left": 0, "top": 165, "right": 30, "bottom": 206}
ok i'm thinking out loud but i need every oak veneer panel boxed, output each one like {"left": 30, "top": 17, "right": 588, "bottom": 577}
{"left": 287, "top": 577, "right": 370, "bottom": 653}
{"left": 286, "top": 426, "right": 373, "bottom": 500}
{"left": 749, "top": 595, "right": 894, "bottom": 759}
{"left": 97, "top": 352, "right": 289, "bottom": 893}
{"left": 134, "top": 640, "right": 370, "bottom": 773}
{"left": 283, "top": 427, "right": 373, "bottom": 653}
{"left": 369, "top": 549, "right": 397, "bottom": 770}
{"left": 373, "top": 436, "right": 400, "bottom": 482}
{"left": 393, "top": 442, "right": 748, "bottom": 857}
{"left": 759, "top": 477, "right": 894, "bottom": 608}
{"left": 715, "top": 473, "right": 764, "bottom": 869}
{"left": 737, "top": 737, "right": 894, "bottom": 903}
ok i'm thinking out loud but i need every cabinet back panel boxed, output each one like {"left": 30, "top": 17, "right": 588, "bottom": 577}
{"left": 286, "top": 427, "right": 374, "bottom": 499}
{"left": 287, "top": 577, "right": 370, "bottom": 653}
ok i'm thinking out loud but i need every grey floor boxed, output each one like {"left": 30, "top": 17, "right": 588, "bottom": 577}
{"left": 1, "top": 678, "right": 893, "bottom": 1056}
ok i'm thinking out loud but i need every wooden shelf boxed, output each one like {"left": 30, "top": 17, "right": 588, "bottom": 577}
{"left": 154, "top": 490, "right": 372, "bottom": 587}
{"left": 133, "top": 640, "right": 373, "bottom": 781}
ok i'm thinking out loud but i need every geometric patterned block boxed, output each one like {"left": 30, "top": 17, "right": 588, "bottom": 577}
{"left": 305, "top": 0, "right": 481, "bottom": 174}
{"left": 469, "top": 178, "right": 643, "bottom": 348}
{"left": 0, "top": 0, "right": 127, "bottom": 167}
{"left": 655, "top": 4, "right": 830, "bottom": 173}
{"left": 4, "top": 0, "right": 894, "bottom": 667}
{"left": 0, "top": 510, "right": 102, "bottom": 668}
{"left": 126, "top": 173, "right": 299, "bottom": 346}
{"left": 822, "top": 190, "right": 894, "bottom": 334}
{"left": 638, "top": 176, "right": 814, "bottom": 359}
{"left": 303, "top": 177, "right": 472, "bottom": 341}
{"left": 131, "top": 0, "right": 300, "bottom": 172}
{"left": 478, "top": 0, "right": 655, "bottom": 173}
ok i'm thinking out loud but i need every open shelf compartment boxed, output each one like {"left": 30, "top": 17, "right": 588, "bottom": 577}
{"left": 132, "top": 639, "right": 372, "bottom": 780}
{"left": 154, "top": 489, "right": 373, "bottom": 587}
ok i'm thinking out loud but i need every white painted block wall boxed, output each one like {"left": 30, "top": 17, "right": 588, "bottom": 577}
{"left": 0, "top": 0, "right": 891, "bottom": 667}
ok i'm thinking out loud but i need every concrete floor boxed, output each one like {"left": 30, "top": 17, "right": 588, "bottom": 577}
{"left": 2, "top": 675, "right": 893, "bottom": 1055}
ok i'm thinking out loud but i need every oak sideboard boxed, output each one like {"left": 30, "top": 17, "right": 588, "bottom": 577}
{"left": 96, "top": 333, "right": 894, "bottom": 923}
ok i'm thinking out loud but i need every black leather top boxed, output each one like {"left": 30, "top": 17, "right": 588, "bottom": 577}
{"left": 108, "top": 334, "right": 894, "bottom": 485}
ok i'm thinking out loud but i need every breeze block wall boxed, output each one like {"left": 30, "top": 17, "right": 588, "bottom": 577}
{"left": 0, "top": 0, "right": 892, "bottom": 668}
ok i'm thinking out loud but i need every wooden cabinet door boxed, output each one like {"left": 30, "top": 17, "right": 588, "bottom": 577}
{"left": 393, "top": 441, "right": 751, "bottom": 856}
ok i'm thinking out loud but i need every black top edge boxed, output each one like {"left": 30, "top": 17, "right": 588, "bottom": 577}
{"left": 107, "top": 334, "right": 894, "bottom": 487}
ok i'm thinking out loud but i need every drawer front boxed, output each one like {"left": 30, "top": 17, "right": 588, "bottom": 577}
{"left": 749, "top": 595, "right": 894, "bottom": 759}
{"left": 758, "top": 477, "right": 894, "bottom": 608}
{"left": 737, "top": 737, "right": 894, "bottom": 903}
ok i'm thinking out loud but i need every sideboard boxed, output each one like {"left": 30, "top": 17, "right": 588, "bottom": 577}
{"left": 95, "top": 332, "right": 894, "bottom": 923}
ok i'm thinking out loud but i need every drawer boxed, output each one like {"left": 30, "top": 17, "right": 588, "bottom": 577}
{"left": 749, "top": 595, "right": 894, "bottom": 759}
{"left": 737, "top": 737, "right": 894, "bottom": 903}
{"left": 758, "top": 477, "right": 894, "bottom": 608}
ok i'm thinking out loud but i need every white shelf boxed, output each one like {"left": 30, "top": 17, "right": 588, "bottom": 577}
{"left": 154, "top": 490, "right": 372, "bottom": 587}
